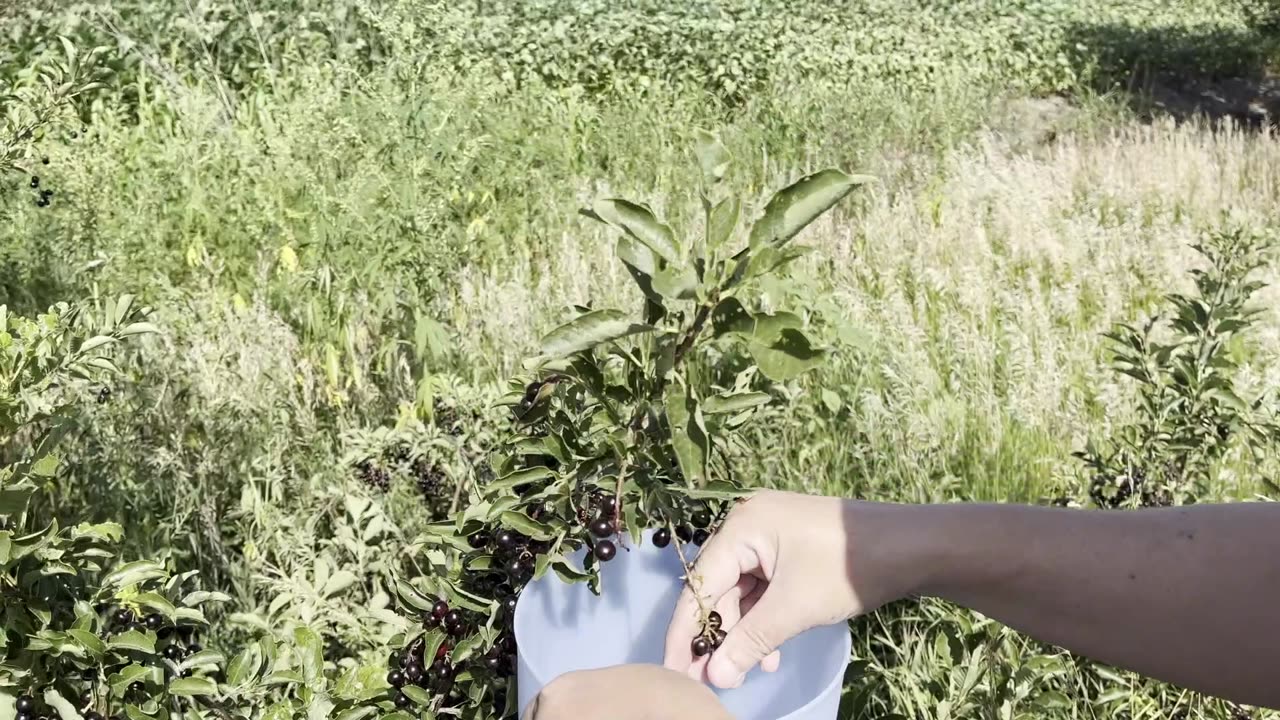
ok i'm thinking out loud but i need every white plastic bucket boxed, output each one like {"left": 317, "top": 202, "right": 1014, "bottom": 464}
{"left": 513, "top": 529, "right": 852, "bottom": 720}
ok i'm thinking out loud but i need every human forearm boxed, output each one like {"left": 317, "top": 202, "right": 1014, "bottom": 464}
{"left": 900, "top": 502, "right": 1280, "bottom": 708}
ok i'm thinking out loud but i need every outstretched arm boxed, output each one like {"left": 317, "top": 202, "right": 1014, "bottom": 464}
{"left": 662, "top": 491, "right": 1280, "bottom": 710}
{"left": 911, "top": 501, "right": 1280, "bottom": 708}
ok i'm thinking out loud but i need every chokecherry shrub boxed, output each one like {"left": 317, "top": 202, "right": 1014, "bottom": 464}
{"left": 380, "top": 131, "right": 871, "bottom": 718}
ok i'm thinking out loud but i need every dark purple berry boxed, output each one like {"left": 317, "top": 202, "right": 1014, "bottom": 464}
{"left": 600, "top": 495, "right": 618, "bottom": 514}
{"left": 404, "top": 663, "right": 423, "bottom": 684}
{"left": 115, "top": 609, "right": 135, "bottom": 626}
{"left": 693, "top": 529, "right": 710, "bottom": 545}
{"left": 676, "top": 525, "right": 693, "bottom": 543}
{"left": 85, "top": 713, "right": 103, "bottom": 720}
{"left": 711, "top": 628, "right": 727, "bottom": 649}
{"left": 502, "top": 595, "right": 518, "bottom": 617}
{"left": 432, "top": 600, "right": 449, "bottom": 619}
{"left": 507, "top": 557, "right": 529, "bottom": 581}
{"left": 433, "top": 661, "right": 455, "bottom": 681}
{"left": 79, "top": 689, "right": 93, "bottom": 707}
{"left": 387, "top": 669, "right": 405, "bottom": 688}
{"left": 692, "top": 510, "right": 712, "bottom": 528}
{"left": 164, "top": 644, "right": 184, "bottom": 661}
{"left": 495, "top": 529, "right": 518, "bottom": 552}
{"left": 594, "top": 540, "right": 617, "bottom": 562}
{"left": 691, "top": 637, "right": 711, "bottom": 657}
{"left": 652, "top": 527, "right": 672, "bottom": 548}
{"left": 468, "top": 532, "right": 490, "bottom": 549}
{"left": 16, "top": 697, "right": 35, "bottom": 714}
{"left": 16, "top": 714, "right": 31, "bottom": 720}
{"left": 484, "top": 653, "right": 502, "bottom": 671}
{"left": 40, "top": 156, "right": 49, "bottom": 165}
{"left": 444, "top": 609, "right": 462, "bottom": 628}
{"left": 145, "top": 613, "right": 164, "bottom": 631}
{"left": 501, "top": 633, "right": 517, "bottom": 654}
{"left": 394, "top": 691, "right": 413, "bottom": 708}
{"left": 589, "top": 517, "right": 615, "bottom": 538}
{"left": 187, "top": 643, "right": 203, "bottom": 655}
{"left": 30, "top": 176, "right": 39, "bottom": 188}
{"left": 707, "top": 611, "right": 722, "bottom": 629}
{"left": 398, "top": 650, "right": 410, "bottom": 668}
{"left": 424, "top": 613, "right": 440, "bottom": 629}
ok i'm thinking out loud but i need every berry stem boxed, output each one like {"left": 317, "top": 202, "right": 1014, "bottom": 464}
{"left": 670, "top": 525, "right": 712, "bottom": 626}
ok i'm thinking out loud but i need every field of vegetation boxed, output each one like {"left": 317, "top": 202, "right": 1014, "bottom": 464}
{"left": 3, "top": 1, "right": 1280, "bottom": 719}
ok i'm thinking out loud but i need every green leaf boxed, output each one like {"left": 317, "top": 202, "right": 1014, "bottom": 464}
{"left": 294, "top": 626, "right": 323, "bottom": 682}
{"left": 107, "top": 630, "right": 155, "bottom": 654}
{"left": 0, "top": 531, "right": 10, "bottom": 564}
{"left": 167, "top": 677, "right": 217, "bottom": 697}
{"left": 31, "top": 453, "right": 61, "bottom": 477}
{"left": 67, "top": 629, "right": 106, "bottom": 657}
{"left": 42, "top": 688, "right": 81, "bottom": 720}
{"left": 551, "top": 559, "right": 591, "bottom": 584}
{"left": 118, "top": 322, "right": 159, "bottom": 337}
{"left": 590, "top": 199, "right": 681, "bottom": 264}
{"left": 401, "top": 685, "right": 431, "bottom": 707}
{"left": 749, "top": 329, "right": 826, "bottom": 381}
{"left": 702, "top": 392, "right": 771, "bottom": 415}
{"left": 539, "top": 309, "right": 653, "bottom": 359}
{"left": 748, "top": 169, "right": 873, "bottom": 249}
{"left": 651, "top": 265, "right": 698, "bottom": 301}
{"left": 693, "top": 129, "right": 731, "bottom": 186}
{"left": 0, "top": 485, "right": 36, "bottom": 515}
{"left": 135, "top": 592, "right": 177, "bottom": 618}
{"left": 109, "top": 664, "right": 153, "bottom": 697}
{"left": 664, "top": 382, "right": 707, "bottom": 484}
{"left": 70, "top": 522, "right": 124, "bottom": 543}
{"left": 227, "top": 646, "right": 262, "bottom": 686}
{"left": 336, "top": 707, "right": 379, "bottom": 720}
{"left": 103, "top": 560, "right": 166, "bottom": 589}
{"left": 707, "top": 196, "right": 740, "bottom": 250}
{"left": 395, "top": 579, "right": 434, "bottom": 613}
{"left": 179, "top": 649, "right": 224, "bottom": 670}
{"left": 499, "top": 511, "right": 555, "bottom": 542}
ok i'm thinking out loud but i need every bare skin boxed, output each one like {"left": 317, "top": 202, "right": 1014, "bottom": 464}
{"left": 526, "top": 490, "right": 1280, "bottom": 718}
{"left": 665, "top": 491, "right": 1280, "bottom": 708}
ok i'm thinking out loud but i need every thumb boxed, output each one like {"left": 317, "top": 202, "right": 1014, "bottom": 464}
{"left": 705, "top": 587, "right": 794, "bottom": 689}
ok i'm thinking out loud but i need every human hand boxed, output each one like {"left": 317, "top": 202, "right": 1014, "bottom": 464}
{"left": 520, "top": 663, "right": 733, "bottom": 720}
{"left": 662, "top": 490, "right": 918, "bottom": 689}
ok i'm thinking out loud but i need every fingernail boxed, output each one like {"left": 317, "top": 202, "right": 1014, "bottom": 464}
{"left": 731, "top": 673, "right": 745, "bottom": 689}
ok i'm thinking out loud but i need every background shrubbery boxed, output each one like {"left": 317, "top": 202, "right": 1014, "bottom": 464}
{"left": 3, "top": 0, "right": 1280, "bottom": 718}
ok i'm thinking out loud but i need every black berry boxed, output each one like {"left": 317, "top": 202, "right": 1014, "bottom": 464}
{"left": 432, "top": 600, "right": 449, "bottom": 619}
{"left": 494, "top": 529, "right": 518, "bottom": 552}
{"left": 16, "top": 714, "right": 31, "bottom": 720}
{"left": 387, "top": 669, "right": 405, "bottom": 688}
{"left": 30, "top": 176, "right": 39, "bottom": 188}
{"left": 652, "top": 527, "right": 672, "bottom": 547}
{"left": 164, "top": 644, "right": 184, "bottom": 661}
{"left": 16, "top": 698, "right": 35, "bottom": 713}
{"left": 692, "top": 509, "right": 712, "bottom": 528}
{"left": 394, "top": 691, "right": 413, "bottom": 708}
{"left": 433, "top": 661, "right": 454, "bottom": 681}
{"left": 398, "top": 650, "right": 411, "bottom": 668}
{"left": 468, "top": 532, "right": 490, "bottom": 549}
{"left": 600, "top": 495, "right": 618, "bottom": 514}
{"left": 41, "top": 156, "right": 49, "bottom": 165}
{"left": 502, "top": 595, "right": 518, "bottom": 617}
{"left": 424, "top": 613, "right": 440, "bottom": 629}
{"left": 594, "top": 540, "right": 617, "bottom": 562}
{"left": 404, "top": 662, "right": 424, "bottom": 684}
{"left": 589, "top": 517, "right": 615, "bottom": 538}
{"left": 711, "top": 628, "right": 727, "bottom": 649}
{"left": 80, "top": 689, "right": 93, "bottom": 707}
{"left": 187, "top": 643, "right": 203, "bottom": 655}
{"left": 707, "top": 611, "right": 722, "bottom": 629}
{"left": 501, "top": 633, "right": 517, "bottom": 654}
{"left": 115, "top": 609, "right": 135, "bottom": 626}
{"left": 85, "top": 713, "right": 103, "bottom": 720}
{"left": 507, "top": 557, "right": 529, "bottom": 581}
{"left": 693, "top": 529, "right": 710, "bottom": 545}
{"left": 484, "top": 653, "right": 502, "bottom": 671}
{"left": 444, "top": 609, "right": 462, "bottom": 628}
{"left": 676, "top": 525, "right": 693, "bottom": 543}
{"left": 145, "top": 613, "right": 164, "bottom": 630}
{"left": 691, "top": 637, "right": 711, "bottom": 657}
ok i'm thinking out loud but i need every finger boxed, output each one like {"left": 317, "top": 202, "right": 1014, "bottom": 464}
{"left": 761, "top": 650, "right": 781, "bottom": 673}
{"left": 706, "top": 585, "right": 793, "bottom": 689}
{"left": 663, "top": 529, "right": 758, "bottom": 671}
{"left": 690, "top": 575, "right": 759, "bottom": 681}
{"left": 711, "top": 579, "right": 780, "bottom": 674}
